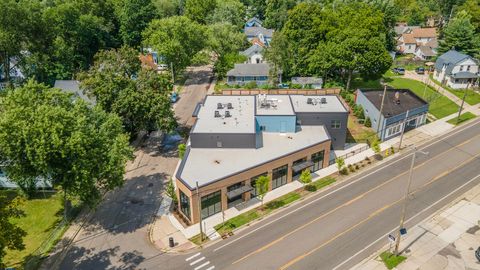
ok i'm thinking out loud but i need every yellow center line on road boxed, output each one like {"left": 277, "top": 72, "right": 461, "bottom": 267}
{"left": 278, "top": 152, "right": 480, "bottom": 270}
{"left": 231, "top": 133, "right": 480, "bottom": 265}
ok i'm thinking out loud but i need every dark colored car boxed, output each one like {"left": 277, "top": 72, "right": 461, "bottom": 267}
{"left": 476, "top": 247, "right": 480, "bottom": 262}
{"left": 415, "top": 67, "right": 425, "bottom": 74}
{"left": 393, "top": 67, "right": 405, "bottom": 75}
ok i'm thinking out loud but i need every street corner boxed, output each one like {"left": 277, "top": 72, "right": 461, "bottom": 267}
{"left": 150, "top": 215, "right": 198, "bottom": 254}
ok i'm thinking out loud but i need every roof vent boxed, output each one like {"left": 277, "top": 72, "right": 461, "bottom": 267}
{"left": 307, "top": 98, "right": 313, "bottom": 104}
{"left": 217, "top": 103, "right": 224, "bottom": 109}
{"left": 225, "top": 111, "right": 231, "bottom": 117}
{"left": 214, "top": 110, "right": 221, "bottom": 117}
{"left": 321, "top": 97, "right": 327, "bottom": 104}
{"left": 227, "top": 102, "right": 233, "bottom": 109}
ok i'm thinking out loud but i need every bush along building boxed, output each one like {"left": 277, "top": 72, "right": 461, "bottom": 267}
{"left": 356, "top": 88, "right": 429, "bottom": 141}
{"left": 175, "top": 94, "right": 348, "bottom": 224}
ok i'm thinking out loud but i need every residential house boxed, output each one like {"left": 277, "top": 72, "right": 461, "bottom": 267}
{"left": 394, "top": 23, "right": 420, "bottom": 37}
{"left": 241, "top": 44, "right": 265, "bottom": 64}
{"left": 414, "top": 39, "right": 438, "bottom": 60}
{"left": 226, "top": 63, "right": 273, "bottom": 86}
{"left": 54, "top": 80, "right": 96, "bottom": 105}
{"left": 356, "top": 88, "right": 429, "bottom": 141}
{"left": 244, "top": 17, "right": 274, "bottom": 46}
{"left": 175, "top": 94, "right": 348, "bottom": 224}
{"left": 0, "top": 57, "right": 25, "bottom": 90}
{"left": 397, "top": 28, "right": 437, "bottom": 55}
{"left": 433, "top": 50, "right": 479, "bottom": 89}
{"left": 245, "top": 17, "right": 263, "bottom": 28}
{"left": 291, "top": 77, "right": 323, "bottom": 89}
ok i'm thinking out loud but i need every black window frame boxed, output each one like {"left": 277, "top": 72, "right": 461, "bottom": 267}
{"left": 179, "top": 190, "right": 191, "bottom": 221}
{"left": 272, "top": 165, "right": 288, "bottom": 189}
{"left": 250, "top": 172, "right": 268, "bottom": 198}
{"left": 201, "top": 191, "right": 222, "bottom": 219}
{"left": 311, "top": 150, "right": 325, "bottom": 172}
{"left": 331, "top": 120, "right": 341, "bottom": 129}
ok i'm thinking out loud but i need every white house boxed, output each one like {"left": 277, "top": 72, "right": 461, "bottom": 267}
{"left": 414, "top": 39, "right": 438, "bottom": 60}
{"left": 397, "top": 28, "right": 436, "bottom": 55}
{"left": 291, "top": 77, "right": 323, "bottom": 89}
{"left": 241, "top": 44, "right": 264, "bottom": 64}
{"left": 433, "top": 50, "right": 479, "bottom": 89}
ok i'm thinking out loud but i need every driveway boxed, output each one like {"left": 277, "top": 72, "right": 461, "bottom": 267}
{"left": 50, "top": 65, "right": 213, "bottom": 270}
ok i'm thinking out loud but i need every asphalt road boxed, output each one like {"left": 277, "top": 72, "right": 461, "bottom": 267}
{"left": 137, "top": 118, "right": 480, "bottom": 270}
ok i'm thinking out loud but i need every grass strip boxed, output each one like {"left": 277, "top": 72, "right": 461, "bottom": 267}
{"left": 447, "top": 112, "right": 476, "bottom": 125}
{"left": 380, "top": 251, "right": 406, "bottom": 269}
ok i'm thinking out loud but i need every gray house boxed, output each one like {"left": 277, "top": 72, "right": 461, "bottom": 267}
{"left": 226, "top": 63, "right": 272, "bottom": 86}
{"left": 433, "top": 50, "right": 479, "bottom": 89}
{"left": 241, "top": 44, "right": 264, "bottom": 64}
{"left": 356, "top": 88, "right": 429, "bottom": 141}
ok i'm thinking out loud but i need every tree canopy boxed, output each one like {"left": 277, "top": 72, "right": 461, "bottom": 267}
{"left": 0, "top": 195, "right": 26, "bottom": 268}
{"left": 0, "top": 81, "right": 133, "bottom": 208}
{"left": 184, "top": 0, "right": 216, "bottom": 24}
{"left": 438, "top": 10, "right": 480, "bottom": 57}
{"left": 208, "top": 0, "right": 246, "bottom": 29}
{"left": 117, "top": 0, "right": 158, "bottom": 48}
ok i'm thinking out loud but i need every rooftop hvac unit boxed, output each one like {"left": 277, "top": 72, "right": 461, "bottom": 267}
{"left": 321, "top": 97, "right": 327, "bottom": 104}
{"left": 225, "top": 111, "right": 232, "bottom": 117}
{"left": 307, "top": 98, "right": 313, "bottom": 104}
{"left": 214, "top": 110, "right": 221, "bottom": 117}
{"left": 227, "top": 102, "right": 233, "bottom": 109}
{"left": 217, "top": 103, "right": 224, "bottom": 109}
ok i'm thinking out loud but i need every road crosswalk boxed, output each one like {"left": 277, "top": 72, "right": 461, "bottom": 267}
{"left": 185, "top": 252, "right": 215, "bottom": 270}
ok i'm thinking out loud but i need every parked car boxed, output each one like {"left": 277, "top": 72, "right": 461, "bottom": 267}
{"left": 415, "top": 67, "right": 425, "bottom": 74}
{"left": 476, "top": 247, "right": 480, "bottom": 262}
{"left": 393, "top": 67, "right": 405, "bottom": 75}
{"left": 278, "top": 83, "right": 289, "bottom": 89}
{"left": 170, "top": 92, "right": 178, "bottom": 103}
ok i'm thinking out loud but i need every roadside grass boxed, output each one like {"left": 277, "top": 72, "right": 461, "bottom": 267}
{"left": 310, "top": 177, "right": 336, "bottom": 191}
{"left": 380, "top": 251, "right": 407, "bottom": 269}
{"left": 347, "top": 116, "right": 377, "bottom": 143}
{"left": 387, "top": 78, "right": 458, "bottom": 119}
{"left": 429, "top": 74, "right": 480, "bottom": 105}
{"left": 189, "top": 233, "right": 209, "bottom": 246}
{"left": 447, "top": 112, "right": 477, "bottom": 125}
{"left": 1, "top": 190, "right": 64, "bottom": 267}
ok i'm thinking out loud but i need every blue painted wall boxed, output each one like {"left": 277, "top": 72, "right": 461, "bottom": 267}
{"left": 356, "top": 90, "right": 384, "bottom": 137}
{"left": 255, "top": 115, "right": 296, "bottom": 133}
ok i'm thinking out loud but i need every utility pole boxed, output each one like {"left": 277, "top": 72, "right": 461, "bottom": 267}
{"left": 196, "top": 181, "right": 203, "bottom": 242}
{"left": 376, "top": 84, "right": 387, "bottom": 135}
{"left": 456, "top": 83, "right": 469, "bottom": 124}
{"left": 394, "top": 147, "right": 428, "bottom": 255}
{"left": 171, "top": 62, "right": 175, "bottom": 84}
{"left": 398, "top": 110, "right": 410, "bottom": 150}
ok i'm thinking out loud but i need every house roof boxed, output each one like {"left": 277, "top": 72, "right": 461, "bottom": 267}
{"left": 241, "top": 44, "right": 264, "bottom": 57}
{"left": 291, "top": 77, "right": 323, "bottom": 85}
{"left": 452, "top": 72, "right": 478, "bottom": 79}
{"left": 434, "top": 50, "right": 475, "bottom": 74}
{"left": 250, "top": 37, "right": 266, "bottom": 47}
{"left": 246, "top": 17, "right": 263, "bottom": 27}
{"left": 226, "top": 63, "right": 270, "bottom": 77}
{"left": 139, "top": 54, "right": 157, "bottom": 70}
{"left": 411, "top": 28, "right": 436, "bottom": 38}
{"left": 425, "top": 38, "right": 438, "bottom": 48}
{"left": 244, "top": 26, "right": 274, "bottom": 38}
{"left": 358, "top": 89, "right": 428, "bottom": 118}
{"left": 417, "top": 45, "right": 436, "bottom": 57}
{"left": 54, "top": 80, "right": 96, "bottom": 105}
{"left": 402, "top": 33, "right": 416, "bottom": 44}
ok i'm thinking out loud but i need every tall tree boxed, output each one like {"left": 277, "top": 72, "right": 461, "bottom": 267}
{"left": 143, "top": 16, "right": 206, "bottom": 75}
{"left": 264, "top": 32, "right": 291, "bottom": 84}
{"left": 117, "top": 0, "right": 158, "bottom": 48}
{"left": 80, "top": 47, "right": 177, "bottom": 135}
{"left": 264, "top": 0, "right": 296, "bottom": 30}
{"left": 208, "top": 0, "right": 246, "bottom": 30}
{"left": 184, "top": 0, "right": 216, "bottom": 24}
{"left": 0, "top": 195, "right": 26, "bottom": 268}
{"left": 240, "top": 0, "right": 267, "bottom": 20}
{"left": 458, "top": 0, "right": 480, "bottom": 33}
{"left": 438, "top": 10, "right": 479, "bottom": 56}
{"left": 152, "top": 0, "right": 184, "bottom": 18}
{"left": 0, "top": 81, "right": 133, "bottom": 215}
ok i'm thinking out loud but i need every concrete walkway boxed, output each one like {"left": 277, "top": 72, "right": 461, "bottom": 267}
{"left": 352, "top": 183, "right": 480, "bottom": 270}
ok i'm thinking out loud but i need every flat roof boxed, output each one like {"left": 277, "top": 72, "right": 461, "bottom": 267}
{"left": 191, "top": 95, "right": 256, "bottom": 134}
{"left": 290, "top": 95, "right": 348, "bottom": 113}
{"left": 178, "top": 125, "right": 330, "bottom": 189}
{"left": 255, "top": 95, "right": 295, "bottom": 116}
{"left": 359, "top": 89, "right": 428, "bottom": 117}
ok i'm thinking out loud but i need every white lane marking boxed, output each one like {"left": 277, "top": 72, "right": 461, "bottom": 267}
{"left": 185, "top": 253, "right": 201, "bottom": 261}
{"left": 213, "top": 120, "right": 480, "bottom": 252}
{"left": 194, "top": 261, "right": 210, "bottom": 270}
{"left": 332, "top": 173, "right": 480, "bottom": 270}
{"left": 205, "top": 266, "right": 215, "bottom": 270}
{"left": 189, "top": 257, "right": 205, "bottom": 266}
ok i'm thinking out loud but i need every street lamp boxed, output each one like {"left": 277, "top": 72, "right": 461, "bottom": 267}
{"left": 394, "top": 147, "right": 428, "bottom": 256}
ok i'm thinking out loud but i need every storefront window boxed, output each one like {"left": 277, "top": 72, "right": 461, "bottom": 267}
{"left": 272, "top": 165, "right": 288, "bottom": 189}
{"left": 179, "top": 190, "right": 191, "bottom": 221}
{"left": 251, "top": 172, "right": 268, "bottom": 198}
{"left": 201, "top": 191, "right": 221, "bottom": 219}
{"left": 292, "top": 157, "right": 307, "bottom": 178}
{"left": 311, "top": 151, "right": 325, "bottom": 172}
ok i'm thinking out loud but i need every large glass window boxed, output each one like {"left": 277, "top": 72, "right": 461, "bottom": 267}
{"left": 179, "top": 190, "right": 191, "bottom": 221}
{"left": 201, "top": 191, "right": 221, "bottom": 219}
{"left": 292, "top": 157, "right": 307, "bottom": 178}
{"left": 311, "top": 151, "right": 325, "bottom": 172}
{"left": 272, "top": 165, "right": 288, "bottom": 189}
{"left": 250, "top": 172, "right": 268, "bottom": 198}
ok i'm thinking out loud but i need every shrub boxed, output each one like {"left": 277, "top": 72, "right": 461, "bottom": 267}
{"left": 364, "top": 117, "right": 372, "bottom": 127}
{"left": 354, "top": 106, "right": 365, "bottom": 119}
{"left": 348, "top": 164, "right": 356, "bottom": 173}
{"left": 178, "top": 143, "right": 186, "bottom": 159}
{"left": 304, "top": 184, "right": 317, "bottom": 192}
{"left": 355, "top": 165, "right": 360, "bottom": 170}
{"left": 390, "top": 146, "right": 395, "bottom": 154}
{"left": 244, "top": 81, "right": 258, "bottom": 89}
{"left": 336, "top": 157, "right": 345, "bottom": 170}
{"left": 340, "top": 167, "right": 349, "bottom": 175}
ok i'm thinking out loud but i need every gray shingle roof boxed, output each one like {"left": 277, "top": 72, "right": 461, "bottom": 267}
{"left": 54, "top": 80, "right": 96, "bottom": 105}
{"left": 417, "top": 46, "right": 436, "bottom": 57}
{"left": 244, "top": 26, "right": 274, "bottom": 38}
{"left": 226, "top": 63, "right": 270, "bottom": 77}
{"left": 241, "top": 44, "right": 264, "bottom": 57}
{"left": 434, "top": 50, "right": 473, "bottom": 75}
{"left": 452, "top": 72, "right": 478, "bottom": 79}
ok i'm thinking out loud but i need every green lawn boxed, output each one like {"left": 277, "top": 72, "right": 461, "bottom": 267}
{"left": 2, "top": 190, "right": 64, "bottom": 268}
{"left": 311, "top": 176, "right": 336, "bottom": 190}
{"left": 347, "top": 116, "right": 377, "bottom": 143}
{"left": 387, "top": 78, "right": 459, "bottom": 119}
{"left": 429, "top": 74, "right": 480, "bottom": 105}
{"left": 447, "top": 112, "right": 477, "bottom": 125}
{"left": 380, "top": 251, "right": 407, "bottom": 269}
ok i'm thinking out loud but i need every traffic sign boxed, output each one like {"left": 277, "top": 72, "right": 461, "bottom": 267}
{"left": 400, "top": 228, "right": 407, "bottom": 235}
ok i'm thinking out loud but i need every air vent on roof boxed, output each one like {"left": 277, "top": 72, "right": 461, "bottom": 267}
{"left": 225, "top": 111, "right": 231, "bottom": 117}
{"left": 217, "top": 103, "right": 224, "bottom": 109}
{"left": 321, "top": 97, "right": 327, "bottom": 104}
{"left": 214, "top": 110, "right": 221, "bottom": 117}
{"left": 227, "top": 102, "right": 233, "bottom": 109}
{"left": 307, "top": 98, "right": 313, "bottom": 104}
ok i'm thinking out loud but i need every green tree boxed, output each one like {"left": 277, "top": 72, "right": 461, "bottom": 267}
{"left": 208, "top": 0, "right": 246, "bottom": 29}
{"left": 256, "top": 175, "right": 270, "bottom": 206}
{"left": 178, "top": 143, "right": 186, "bottom": 159}
{"left": 264, "top": 32, "right": 291, "bottom": 84}
{"left": 80, "top": 47, "right": 177, "bottom": 136}
{"left": 143, "top": 16, "right": 206, "bottom": 76}
{"left": 438, "top": 10, "right": 479, "bottom": 56}
{"left": 459, "top": 0, "right": 480, "bottom": 33}
{"left": 241, "top": 0, "right": 267, "bottom": 20}
{"left": 365, "top": 117, "right": 372, "bottom": 127}
{"left": 153, "top": 0, "right": 184, "bottom": 18}
{"left": 0, "top": 81, "right": 133, "bottom": 217}
{"left": 264, "top": 0, "right": 296, "bottom": 30}
{"left": 299, "top": 169, "right": 312, "bottom": 186}
{"left": 0, "top": 195, "right": 26, "bottom": 268}
{"left": 336, "top": 157, "right": 345, "bottom": 170}
{"left": 184, "top": 0, "right": 216, "bottom": 24}
{"left": 371, "top": 137, "right": 381, "bottom": 154}
{"left": 117, "top": 0, "right": 158, "bottom": 48}
{"left": 166, "top": 178, "right": 178, "bottom": 204}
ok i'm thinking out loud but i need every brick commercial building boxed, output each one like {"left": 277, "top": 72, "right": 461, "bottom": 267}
{"left": 174, "top": 94, "right": 348, "bottom": 224}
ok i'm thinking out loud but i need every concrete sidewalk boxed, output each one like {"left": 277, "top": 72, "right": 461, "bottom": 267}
{"left": 353, "top": 183, "right": 480, "bottom": 270}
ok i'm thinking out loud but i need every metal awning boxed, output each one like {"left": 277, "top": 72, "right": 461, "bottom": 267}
{"left": 226, "top": 184, "right": 253, "bottom": 199}
{"left": 292, "top": 160, "right": 314, "bottom": 173}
